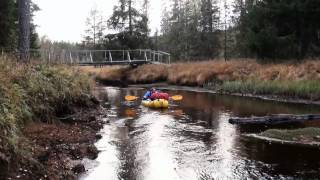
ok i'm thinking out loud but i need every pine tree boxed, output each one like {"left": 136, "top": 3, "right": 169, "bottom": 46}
{"left": 108, "top": 0, "right": 149, "bottom": 49}
{"left": 0, "top": 0, "right": 16, "bottom": 50}
{"left": 199, "top": 0, "right": 220, "bottom": 58}
{"left": 160, "top": 0, "right": 220, "bottom": 60}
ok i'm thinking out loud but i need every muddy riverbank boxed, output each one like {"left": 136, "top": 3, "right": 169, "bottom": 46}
{"left": 3, "top": 103, "right": 106, "bottom": 180}
{"left": 0, "top": 60, "right": 105, "bottom": 180}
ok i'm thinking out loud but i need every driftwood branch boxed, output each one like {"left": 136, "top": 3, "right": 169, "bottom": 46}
{"left": 229, "top": 114, "right": 320, "bottom": 125}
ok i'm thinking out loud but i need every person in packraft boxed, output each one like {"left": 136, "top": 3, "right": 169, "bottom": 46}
{"left": 143, "top": 88, "right": 158, "bottom": 100}
{"left": 143, "top": 88, "right": 169, "bottom": 100}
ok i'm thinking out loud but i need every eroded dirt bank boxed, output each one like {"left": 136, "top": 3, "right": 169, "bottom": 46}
{"left": 0, "top": 58, "right": 107, "bottom": 180}
{"left": 4, "top": 104, "right": 106, "bottom": 180}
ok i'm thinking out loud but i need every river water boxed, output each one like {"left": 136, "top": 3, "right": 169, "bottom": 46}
{"left": 81, "top": 86, "right": 320, "bottom": 180}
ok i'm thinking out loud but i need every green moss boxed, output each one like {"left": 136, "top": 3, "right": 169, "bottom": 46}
{"left": 260, "top": 128, "right": 320, "bottom": 142}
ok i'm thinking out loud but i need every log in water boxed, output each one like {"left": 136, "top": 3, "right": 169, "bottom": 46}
{"left": 229, "top": 114, "right": 320, "bottom": 125}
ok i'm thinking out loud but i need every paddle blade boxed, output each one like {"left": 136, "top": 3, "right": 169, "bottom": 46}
{"left": 171, "top": 95, "right": 183, "bottom": 101}
{"left": 125, "top": 95, "right": 139, "bottom": 101}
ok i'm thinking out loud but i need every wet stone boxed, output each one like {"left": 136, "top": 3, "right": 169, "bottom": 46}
{"left": 0, "top": 152, "right": 9, "bottom": 177}
{"left": 72, "top": 164, "right": 85, "bottom": 174}
{"left": 102, "top": 102, "right": 111, "bottom": 108}
{"left": 87, "top": 146, "right": 99, "bottom": 160}
{"left": 95, "top": 134, "right": 102, "bottom": 140}
{"left": 88, "top": 116, "right": 96, "bottom": 122}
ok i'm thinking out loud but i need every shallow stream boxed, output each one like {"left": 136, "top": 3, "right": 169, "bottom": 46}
{"left": 81, "top": 86, "right": 320, "bottom": 179}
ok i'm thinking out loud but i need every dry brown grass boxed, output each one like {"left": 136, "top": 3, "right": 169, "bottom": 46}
{"left": 167, "top": 60, "right": 259, "bottom": 85}
{"left": 79, "top": 65, "right": 130, "bottom": 82}
{"left": 126, "top": 64, "right": 168, "bottom": 83}
{"left": 79, "top": 59, "right": 320, "bottom": 86}
{"left": 255, "top": 60, "right": 320, "bottom": 81}
{"left": 167, "top": 59, "right": 320, "bottom": 85}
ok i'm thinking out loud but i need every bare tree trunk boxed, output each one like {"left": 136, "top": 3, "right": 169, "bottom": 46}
{"left": 18, "top": 0, "right": 31, "bottom": 62}
{"left": 129, "top": 0, "right": 133, "bottom": 35}
{"left": 224, "top": 0, "right": 227, "bottom": 61}
{"left": 93, "top": 14, "right": 96, "bottom": 49}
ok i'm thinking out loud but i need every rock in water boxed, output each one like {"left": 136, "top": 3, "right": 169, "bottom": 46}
{"left": 72, "top": 164, "right": 85, "bottom": 174}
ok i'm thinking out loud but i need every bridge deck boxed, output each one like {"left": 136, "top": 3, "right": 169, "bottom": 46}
{"left": 79, "top": 60, "right": 152, "bottom": 66}
{"left": 30, "top": 49, "right": 171, "bottom": 65}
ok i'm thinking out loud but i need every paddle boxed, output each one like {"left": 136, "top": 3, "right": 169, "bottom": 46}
{"left": 125, "top": 95, "right": 183, "bottom": 101}
{"left": 170, "top": 95, "right": 183, "bottom": 101}
{"left": 125, "top": 95, "right": 139, "bottom": 101}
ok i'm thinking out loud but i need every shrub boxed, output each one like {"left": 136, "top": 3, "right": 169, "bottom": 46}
{"left": 0, "top": 57, "right": 94, "bottom": 152}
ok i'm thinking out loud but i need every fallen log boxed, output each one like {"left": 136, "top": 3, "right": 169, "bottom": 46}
{"left": 243, "top": 134, "right": 320, "bottom": 148}
{"left": 229, "top": 114, "right": 320, "bottom": 125}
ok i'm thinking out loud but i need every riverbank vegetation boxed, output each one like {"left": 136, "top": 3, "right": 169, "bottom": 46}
{"left": 260, "top": 128, "right": 320, "bottom": 143}
{"left": 81, "top": 59, "right": 320, "bottom": 101}
{"left": 0, "top": 55, "right": 99, "bottom": 179}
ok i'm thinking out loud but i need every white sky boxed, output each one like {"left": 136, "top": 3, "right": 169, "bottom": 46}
{"left": 33, "top": 0, "right": 233, "bottom": 43}
{"left": 33, "top": 0, "right": 164, "bottom": 43}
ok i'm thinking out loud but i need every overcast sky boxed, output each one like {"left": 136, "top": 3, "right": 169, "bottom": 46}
{"left": 33, "top": 0, "right": 233, "bottom": 43}
{"left": 33, "top": 0, "right": 164, "bottom": 43}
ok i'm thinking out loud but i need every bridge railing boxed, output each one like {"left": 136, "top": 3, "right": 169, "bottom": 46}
{"left": 29, "top": 49, "right": 171, "bottom": 65}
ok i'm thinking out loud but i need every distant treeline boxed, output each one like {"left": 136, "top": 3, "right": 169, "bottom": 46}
{"left": 234, "top": 0, "right": 320, "bottom": 60}
{"left": 81, "top": 0, "right": 320, "bottom": 61}
{"left": 2, "top": 0, "right": 319, "bottom": 62}
{"left": 158, "top": 0, "right": 320, "bottom": 61}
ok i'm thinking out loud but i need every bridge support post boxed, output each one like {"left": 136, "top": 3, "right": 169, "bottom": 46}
{"left": 144, "top": 51, "right": 147, "bottom": 62}
{"left": 90, "top": 52, "right": 93, "bottom": 63}
{"left": 109, "top": 51, "right": 112, "bottom": 62}
{"left": 127, "top": 51, "right": 131, "bottom": 62}
{"left": 69, "top": 52, "right": 73, "bottom": 64}
{"left": 48, "top": 51, "right": 51, "bottom": 63}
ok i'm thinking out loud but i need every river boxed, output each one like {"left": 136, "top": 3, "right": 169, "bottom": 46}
{"left": 81, "top": 86, "right": 320, "bottom": 180}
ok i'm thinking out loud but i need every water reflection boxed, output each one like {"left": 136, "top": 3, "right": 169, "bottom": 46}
{"left": 124, "top": 108, "right": 138, "bottom": 118}
{"left": 212, "top": 113, "right": 235, "bottom": 179}
{"left": 82, "top": 86, "right": 320, "bottom": 180}
{"left": 144, "top": 114, "right": 179, "bottom": 180}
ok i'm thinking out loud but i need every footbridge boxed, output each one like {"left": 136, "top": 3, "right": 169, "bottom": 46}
{"left": 31, "top": 49, "right": 171, "bottom": 66}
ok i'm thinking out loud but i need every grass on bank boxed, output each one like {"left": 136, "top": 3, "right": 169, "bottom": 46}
{"left": 219, "top": 80, "right": 320, "bottom": 100}
{"left": 80, "top": 65, "right": 130, "bottom": 82}
{"left": 260, "top": 128, "right": 320, "bottom": 142}
{"left": 79, "top": 59, "right": 320, "bottom": 100}
{"left": 0, "top": 56, "right": 94, "bottom": 154}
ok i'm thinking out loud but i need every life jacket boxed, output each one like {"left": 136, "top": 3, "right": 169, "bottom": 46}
{"left": 143, "top": 91, "right": 152, "bottom": 100}
{"left": 150, "top": 92, "right": 169, "bottom": 100}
